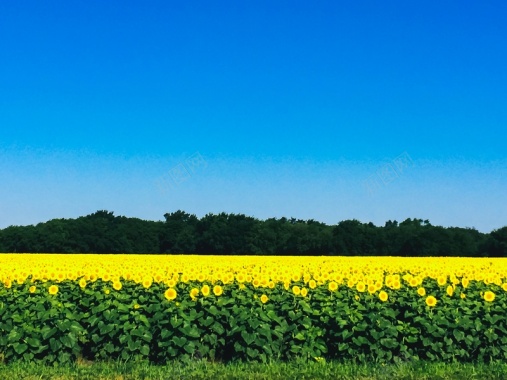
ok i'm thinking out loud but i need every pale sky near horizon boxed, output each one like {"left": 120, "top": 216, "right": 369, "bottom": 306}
{"left": 1, "top": 1, "right": 506, "bottom": 233}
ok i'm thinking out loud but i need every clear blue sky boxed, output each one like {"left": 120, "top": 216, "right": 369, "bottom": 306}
{"left": 1, "top": 1, "right": 506, "bottom": 233}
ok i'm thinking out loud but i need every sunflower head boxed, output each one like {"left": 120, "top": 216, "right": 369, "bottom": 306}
{"left": 484, "top": 291, "right": 495, "bottom": 302}
{"left": 213, "top": 285, "right": 223, "bottom": 296}
{"left": 164, "top": 288, "right": 177, "bottom": 301}
{"left": 48, "top": 285, "right": 59, "bottom": 295}
{"left": 201, "top": 285, "right": 210, "bottom": 297}
{"left": 328, "top": 281, "right": 338, "bottom": 292}
{"left": 425, "top": 295, "right": 437, "bottom": 307}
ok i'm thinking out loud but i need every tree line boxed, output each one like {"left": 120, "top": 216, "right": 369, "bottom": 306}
{"left": 0, "top": 210, "right": 505, "bottom": 257}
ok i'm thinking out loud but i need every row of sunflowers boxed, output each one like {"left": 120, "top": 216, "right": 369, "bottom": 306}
{"left": 1, "top": 254, "right": 506, "bottom": 363}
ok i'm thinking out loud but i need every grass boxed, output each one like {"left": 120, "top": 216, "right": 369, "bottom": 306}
{"left": 1, "top": 359, "right": 507, "bottom": 380}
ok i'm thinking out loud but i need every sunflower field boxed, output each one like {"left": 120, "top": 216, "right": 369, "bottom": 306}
{"left": 1, "top": 254, "right": 507, "bottom": 364}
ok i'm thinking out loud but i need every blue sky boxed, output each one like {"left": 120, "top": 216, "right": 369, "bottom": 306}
{"left": 1, "top": 1, "right": 506, "bottom": 233}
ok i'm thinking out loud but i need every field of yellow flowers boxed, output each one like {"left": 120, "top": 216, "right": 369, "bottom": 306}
{"left": 1, "top": 254, "right": 507, "bottom": 364}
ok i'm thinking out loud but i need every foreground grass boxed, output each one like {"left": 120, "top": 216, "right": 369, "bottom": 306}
{"left": 2, "top": 360, "right": 507, "bottom": 380}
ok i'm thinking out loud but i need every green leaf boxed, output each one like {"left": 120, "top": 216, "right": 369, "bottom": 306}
{"left": 116, "top": 303, "right": 130, "bottom": 313}
{"left": 342, "top": 329, "right": 353, "bottom": 340}
{"left": 267, "top": 310, "right": 279, "bottom": 322}
{"left": 87, "top": 315, "right": 100, "bottom": 327}
{"left": 99, "top": 323, "right": 115, "bottom": 335}
{"left": 212, "top": 322, "right": 225, "bottom": 335}
{"left": 139, "top": 344, "right": 150, "bottom": 356}
{"left": 60, "top": 333, "right": 77, "bottom": 348}
{"left": 180, "top": 325, "right": 200, "bottom": 338}
{"left": 161, "top": 329, "right": 172, "bottom": 340}
{"left": 139, "top": 314, "right": 150, "bottom": 326}
{"left": 299, "top": 301, "right": 313, "bottom": 314}
{"left": 246, "top": 347, "right": 259, "bottom": 358}
{"left": 241, "top": 330, "right": 256, "bottom": 345}
{"left": 128, "top": 339, "right": 140, "bottom": 351}
{"left": 91, "top": 303, "right": 108, "bottom": 314}
{"left": 200, "top": 316, "right": 214, "bottom": 327}
{"left": 184, "top": 342, "right": 196, "bottom": 354}
{"left": 173, "top": 336, "right": 187, "bottom": 347}
{"left": 170, "top": 318, "right": 182, "bottom": 329}
{"left": 294, "top": 332, "right": 305, "bottom": 341}
{"left": 91, "top": 333, "right": 101, "bottom": 344}
{"left": 49, "top": 337, "right": 62, "bottom": 352}
{"left": 380, "top": 338, "right": 398, "bottom": 349}
{"left": 338, "top": 342, "right": 348, "bottom": 351}
{"left": 141, "top": 331, "right": 153, "bottom": 342}
{"left": 13, "top": 343, "right": 28, "bottom": 355}
{"left": 234, "top": 341, "right": 245, "bottom": 353}
{"left": 7, "top": 329, "right": 23, "bottom": 343}
{"left": 208, "top": 306, "right": 219, "bottom": 316}
{"left": 104, "top": 342, "right": 115, "bottom": 353}
{"left": 248, "top": 319, "right": 261, "bottom": 329}
{"left": 453, "top": 329, "right": 465, "bottom": 341}
{"left": 26, "top": 337, "right": 41, "bottom": 348}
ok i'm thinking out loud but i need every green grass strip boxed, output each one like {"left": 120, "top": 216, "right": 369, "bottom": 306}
{"left": 1, "top": 359, "right": 507, "bottom": 380}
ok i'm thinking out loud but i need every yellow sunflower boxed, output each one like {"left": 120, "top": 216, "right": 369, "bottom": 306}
{"left": 484, "top": 291, "right": 495, "bottom": 302}
{"left": 425, "top": 295, "right": 437, "bottom": 307}
{"left": 48, "top": 285, "right": 59, "bottom": 295}
{"left": 378, "top": 291, "right": 388, "bottom": 302}
{"left": 164, "top": 288, "right": 177, "bottom": 301}
{"left": 213, "top": 285, "right": 223, "bottom": 296}
{"left": 201, "top": 284, "right": 210, "bottom": 297}
{"left": 328, "top": 281, "right": 338, "bottom": 292}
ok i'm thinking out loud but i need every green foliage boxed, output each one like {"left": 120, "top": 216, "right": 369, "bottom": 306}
{"left": 2, "top": 278, "right": 507, "bottom": 364}
{"left": 0, "top": 211, "right": 504, "bottom": 256}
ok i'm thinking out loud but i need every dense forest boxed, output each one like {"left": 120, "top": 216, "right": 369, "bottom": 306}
{"left": 0, "top": 210, "right": 506, "bottom": 257}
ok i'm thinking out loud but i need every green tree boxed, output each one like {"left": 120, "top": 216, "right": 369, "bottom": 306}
{"left": 160, "top": 211, "right": 199, "bottom": 253}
